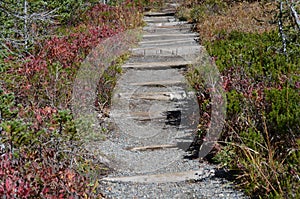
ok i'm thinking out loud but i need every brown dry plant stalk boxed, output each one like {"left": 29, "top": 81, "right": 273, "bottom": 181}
{"left": 195, "top": 2, "right": 277, "bottom": 42}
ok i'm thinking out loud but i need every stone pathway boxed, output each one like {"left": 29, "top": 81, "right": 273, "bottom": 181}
{"left": 97, "top": 1, "right": 248, "bottom": 198}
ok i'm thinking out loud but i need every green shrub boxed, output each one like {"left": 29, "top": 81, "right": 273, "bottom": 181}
{"left": 199, "top": 29, "right": 299, "bottom": 198}
{"left": 1, "top": 1, "right": 143, "bottom": 197}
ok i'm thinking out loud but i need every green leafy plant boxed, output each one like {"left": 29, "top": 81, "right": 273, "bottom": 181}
{"left": 183, "top": 1, "right": 299, "bottom": 198}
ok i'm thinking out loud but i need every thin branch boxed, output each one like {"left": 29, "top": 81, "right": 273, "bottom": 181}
{"left": 289, "top": 0, "right": 300, "bottom": 31}
{"left": 0, "top": 42, "right": 20, "bottom": 57}
{"left": 0, "top": 4, "right": 25, "bottom": 20}
{"left": 278, "top": 1, "right": 288, "bottom": 57}
{"left": 30, "top": 8, "right": 59, "bottom": 23}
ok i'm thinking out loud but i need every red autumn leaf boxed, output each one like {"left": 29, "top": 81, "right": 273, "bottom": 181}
{"left": 5, "top": 177, "right": 13, "bottom": 194}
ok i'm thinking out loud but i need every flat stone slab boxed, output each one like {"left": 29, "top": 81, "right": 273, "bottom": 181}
{"left": 122, "top": 60, "right": 192, "bottom": 69}
{"left": 101, "top": 169, "right": 213, "bottom": 183}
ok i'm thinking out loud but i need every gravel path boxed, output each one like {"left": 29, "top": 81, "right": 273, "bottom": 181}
{"left": 96, "top": 1, "right": 248, "bottom": 198}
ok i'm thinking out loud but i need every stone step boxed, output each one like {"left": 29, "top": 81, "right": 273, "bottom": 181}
{"left": 101, "top": 169, "right": 213, "bottom": 183}
{"left": 122, "top": 60, "right": 192, "bottom": 70}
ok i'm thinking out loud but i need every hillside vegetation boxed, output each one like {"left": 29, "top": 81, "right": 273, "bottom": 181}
{"left": 179, "top": 0, "right": 299, "bottom": 198}
{"left": 0, "top": 0, "right": 144, "bottom": 197}
{"left": 0, "top": 0, "right": 299, "bottom": 198}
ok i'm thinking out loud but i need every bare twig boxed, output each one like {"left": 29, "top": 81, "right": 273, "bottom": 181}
{"left": 278, "top": 1, "right": 288, "bottom": 57}
{"left": 0, "top": 0, "right": 58, "bottom": 53}
{"left": 288, "top": 0, "right": 300, "bottom": 31}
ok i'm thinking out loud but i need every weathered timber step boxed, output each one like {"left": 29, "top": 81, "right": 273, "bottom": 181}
{"left": 131, "top": 95, "right": 170, "bottom": 100}
{"left": 111, "top": 111, "right": 177, "bottom": 120}
{"left": 126, "top": 144, "right": 177, "bottom": 151}
{"left": 131, "top": 46, "right": 202, "bottom": 57}
{"left": 128, "top": 56, "right": 187, "bottom": 63}
{"left": 101, "top": 169, "right": 212, "bottom": 183}
{"left": 144, "top": 17, "right": 176, "bottom": 23}
{"left": 131, "top": 43, "right": 203, "bottom": 52}
{"left": 143, "top": 33, "right": 198, "bottom": 37}
{"left": 117, "top": 91, "right": 188, "bottom": 101}
{"left": 133, "top": 116, "right": 165, "bottom": 121}
{"left": 124, "top": 111, "right": 164, "bottom": 117}
{"left": 144, "top": 23, "right": 192, "bottom": 28}
{"left": 125, "top": 141, "right": 194, "bottom": 152}
{"left": 122, "top": 61, "right": 192, "bottom": 70}
{"left": 138, "top": 41, "right": 199, "bottom": 49}
{"left": 142, "top": 34, "right": 198, "bottom": 41}
{"left": 145, "top": 19, "right": 177, "bottom": 24}
{"left": 167, "top": 2, "right": 180, "bottom": 6}
{"left": 142, "top": 36, "right": 198, "bottom": 42}
{"left": 139, "top": 38, "right": 196, "bottom": 45}
{"left": 160, "top": 8, "right": 178, "bottom": 14}
{"left": 143, "top": 25, "right": 193, "bottom": 32}
{"left": 130, "top": 80, "right": 184, "bottom": 87}
{"left": 122, "top": 94, "right": 170, "bottom": 101}
{"left": 139, "top": 38, "right": 195, "bottom": 45}
{"left": 144, "top": 16, "right": 174, "bottom": 20}
{"left": 144, "top": 12, "right": 175, "bottom": 17}
{"left": 143, "top": 29, "right": 193, "bottom": 34}
{"left": 147, "top": 21, "right": 189, "bottom": 27}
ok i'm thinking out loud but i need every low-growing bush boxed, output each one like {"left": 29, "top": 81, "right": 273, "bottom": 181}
{"left": 182, "top": 0, "right": 299, "bottom": 198}
{"left": 0, "top": 89, "right": 103, "bottom": 198}
{"left": 1, "top": 1, "right": 143, "bottom": 197}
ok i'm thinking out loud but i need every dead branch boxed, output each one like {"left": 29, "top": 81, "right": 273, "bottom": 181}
{"left": 278, "top": 1, "right": 287, "bottom": 57}
{"left": 288, "top": 0, "right": 300, "bottom": 31}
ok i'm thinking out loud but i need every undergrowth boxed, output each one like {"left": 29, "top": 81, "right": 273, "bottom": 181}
{"left": 0, "top": 1, "right": 144, "bottom": 197}
{"left": 183, "top": 0, "right": 299, "bottom": 198}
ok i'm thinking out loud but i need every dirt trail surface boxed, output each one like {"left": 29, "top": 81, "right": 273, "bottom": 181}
{"left": 97, "top": 1, "right": 248, "bottom": 198}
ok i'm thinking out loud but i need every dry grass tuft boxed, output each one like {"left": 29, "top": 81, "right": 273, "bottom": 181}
{"left": 195, "top": 2, "right": 277, "bottom": 42}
